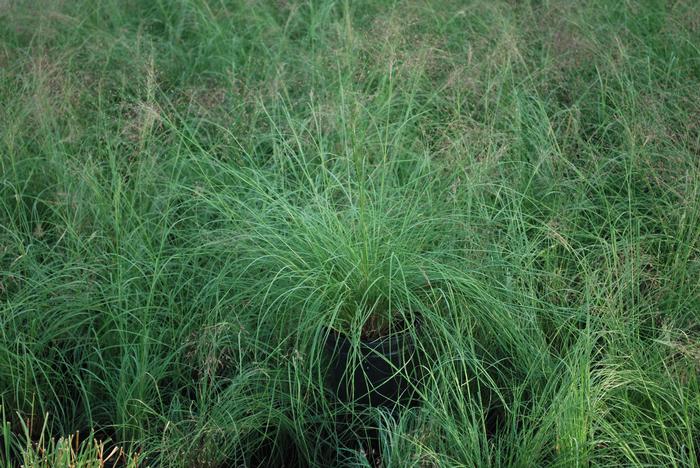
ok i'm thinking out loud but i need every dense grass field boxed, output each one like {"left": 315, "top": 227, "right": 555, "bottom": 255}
{"left": 1, "top": 0, "right": 699, "bottom": 466}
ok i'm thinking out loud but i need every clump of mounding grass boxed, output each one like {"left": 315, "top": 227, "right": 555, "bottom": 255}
{"left": 208, "top": 158, "right": 465, "bottom": 340}
{"left": 1, "top": 0, "right": 699, "bottom": 466}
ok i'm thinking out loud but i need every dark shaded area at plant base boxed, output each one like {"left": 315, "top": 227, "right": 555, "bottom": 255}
{"left": 323, "top": 326, "right": 420, "bottom": 409}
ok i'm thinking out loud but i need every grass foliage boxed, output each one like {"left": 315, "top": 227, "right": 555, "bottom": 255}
{"left": 1, "top": 0, "right": 699, "bottom": 466}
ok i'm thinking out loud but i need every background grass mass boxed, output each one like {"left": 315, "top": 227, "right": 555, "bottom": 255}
{"left": 1, "top": 0, "right": 699, "bottom": 466}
